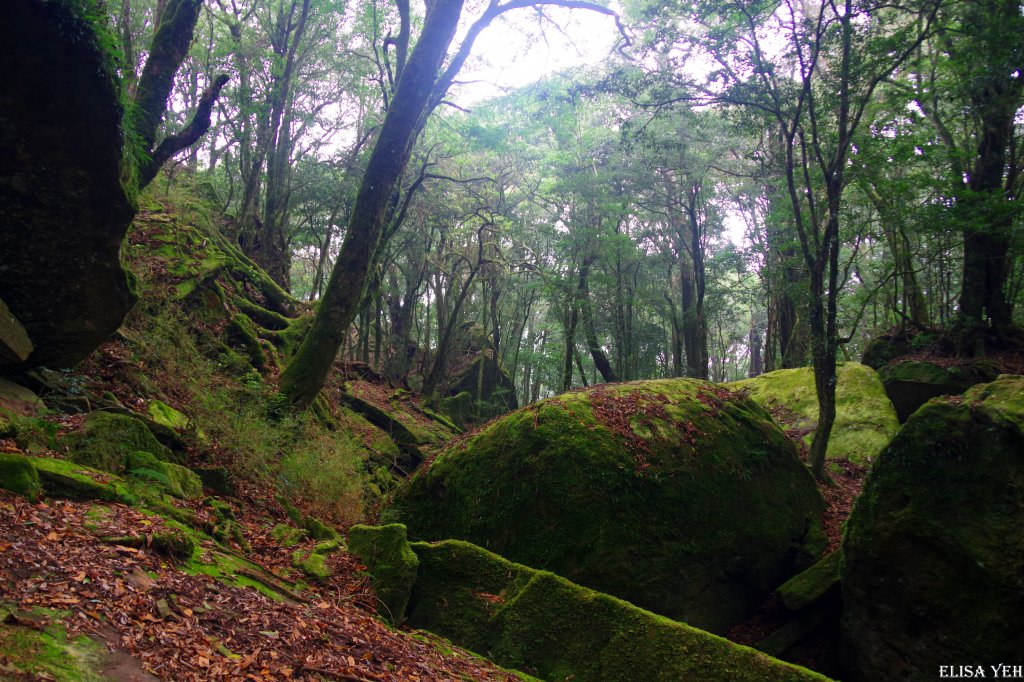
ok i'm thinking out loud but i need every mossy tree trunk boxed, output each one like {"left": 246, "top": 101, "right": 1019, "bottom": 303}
{"left": 956, "top": 1, "right": 1022, "bottom": 334}
{"left": 279, "top": 0, "right": 468, "bottom": 407}
{"left": 131, "top": 0, "right": 228, "bottom": 189}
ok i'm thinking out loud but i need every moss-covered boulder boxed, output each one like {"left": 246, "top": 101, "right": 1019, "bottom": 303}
{"left": 32, "top": 456, "right": 138, "bottom": 504}
{"left": 0, "top": 604, "right": 121, "bottom": 682}
{"left": 0, "top": 452, "right": 41, "bottom": 500}
{"left": 841, "top": 375, "right": 1024, "bottom": 681}
{"left": 0, "top": 0, "right": 136, "bottom": 371}
{"left": 0, "top": 297, "right": 32, "bottom": 365}
{"left": 442, "top": 353, "right": 519, "bottom": 426}
{"left": 66, "top": 412, "right": 176, "bottom": 473}
{"left": 348, "top": 524, "right": 420, "bottom": 625}
{"left": 124, "top": 450, "right": 202, "bottom": 499}
{"left": 876, "top": 358, "right": 1000, "bottom": 422}
{"left": 405, "top": 538, "right": 831, "bottom": 682}
{"left": 728, "top": 362, "right": 899, "bottom": 465}
{"left": 385, "top": 379, "right": 825, "bottom": 633}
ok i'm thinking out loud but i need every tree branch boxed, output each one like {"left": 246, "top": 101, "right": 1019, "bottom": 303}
{"left": 140, "top": 74, "right": 230, "bottom": 187}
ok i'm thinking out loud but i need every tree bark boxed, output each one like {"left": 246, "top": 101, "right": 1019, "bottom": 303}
{"left": 578, "top": 255, "right": 618, "bottom": 382}
{"left": 280, "top": 0, "right": 467, "bottom": 407}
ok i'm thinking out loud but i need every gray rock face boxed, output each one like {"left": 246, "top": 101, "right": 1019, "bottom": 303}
{"left": 0, "top": 0, "right": 136, "bottom": 371}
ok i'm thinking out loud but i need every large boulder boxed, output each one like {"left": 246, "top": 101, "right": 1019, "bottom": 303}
{"left": 728, "top": 362, "right": 899, "bottom": 465}
{"left": 437, "top": 323, "right": 518, "bottom": 427}
{"left": 0, "top": 0, "right": 136, "bottom": 372}
{"left": 385, "top": 379, "right": 825, "bottom": 633}
{"left": 876, "top": 358, "right": 1000, "bottom": 422}
{"left": 355, "top": 532, "right": 832, "bottom": 682}
{"left": 841, "top": 375, "right": 1024, "bottom": 681}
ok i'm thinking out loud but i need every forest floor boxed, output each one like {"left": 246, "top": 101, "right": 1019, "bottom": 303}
{"left": 1, "top": 413, "right": 867, "bottom": 681}
{"left": 0, "top": 478, "right": 522, "bottom": 682}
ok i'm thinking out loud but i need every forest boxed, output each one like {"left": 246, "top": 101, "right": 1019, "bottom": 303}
{"left": 0, "top": 0, "right": 1022, "bottom": 680}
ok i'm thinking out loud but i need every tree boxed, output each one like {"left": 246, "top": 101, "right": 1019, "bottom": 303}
{"left": 280, "top": 0, "right": 625, "bottom": 408}
{"left": 680, "top": 0, "right": 938, "bottom": 478}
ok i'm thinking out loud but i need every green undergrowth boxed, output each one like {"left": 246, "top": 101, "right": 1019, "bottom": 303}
{"left": 116, "top": 280, "right": 365, "bottom": 524}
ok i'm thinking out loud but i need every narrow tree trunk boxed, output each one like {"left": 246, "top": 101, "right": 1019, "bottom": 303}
{"left": 280, "top": 0, "right": 467, "bottom": 407}
{"left": 578, "top": 256, "right": 618, "bottom": 383}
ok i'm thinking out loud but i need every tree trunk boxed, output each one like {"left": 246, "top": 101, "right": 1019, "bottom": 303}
{"left": 280, "top": 0, "right": 467, "bottom": 407}
{"left": 578, "top": 255, "right": 618, "bottom": 383}
{"left": 956, "top": 0, "right": 1022, "bottom": 333}
{"left": 562, "top": 300, "right": 578, "bottom": 393}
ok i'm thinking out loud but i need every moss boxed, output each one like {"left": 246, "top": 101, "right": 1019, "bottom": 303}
{"left": 147, "top": 399, "right": 189, "bottom": 430}
{"left": 408, "top": 539, "right": 831, "bottom": 682}
{"left": 32, "top": 457, "right": 138, "bottom": 505}
{"left": 313, "top": 539, "right": 342, "bottom": 554}
{"left": 776, "top": 551, "right": 841, "bottom": 611}
{"left": 292, "top": 549, "right": 332, "bottom": 579}
{"left": 192, "top": 466, "right": 232, "bottom": 495}
{"left": 271, "top": 523, "right": 308, "bottom": 547}
{"left": 386, "top": 379, "right": 824, "bottom": 633}
{"left": 101, "top": 530, "right": 195, "bottom": 561}
{"left": 841, "top": 375, "right": 1024, "bottom": 681}
{"left": 82, "top": 504, "right": 115, "bottom": 534}
{"left": 65, "top": 411, "right": 175, "bottom": 474}
{"left": 876, "top": 359, "right": 999, "bottom": 423}
{"left": 438, "top": 391, "right": 475, "bottom": 428}
{"left": 276, "top": 495, "right": 340, "bottom": 541}
{"left": 728, "top": 362, "right": 898, "bottom": 465}
{"left": 124, "top": 450, "right": 202, "bottom": 499}
{"left": 154, "top": 516, "right": 296, "bottom": 602}
{"left": 0, "top": 415, "right": 15, "bottom": 439}
{"left": 150, "top": 222, "right": 230, "bottom": 299}
{"left": 348, "top": 524, "right": 419, "bottom": 625}
{"left": 227, "top": 313, "right": 266, "bottom": 371}
{"left": 0, "top": 606, "right": 107, "bottom": 682}
{"left": 0, "top": 452, "right": 42, "bottom": 500}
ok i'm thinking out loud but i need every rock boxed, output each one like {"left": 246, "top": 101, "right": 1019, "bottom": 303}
{"left": 841, "top": 375, "right": 1024, "bottom": 682}
{"left": 876, "top": 359, "right": 1000, "bottom": 422}
{"left": 348, "top": 524, "right": 419, "bottom": 625}
{"left": 0, "top": 452, "right": 41, "bottom": 500}
{"left": 0, "top": 297, "right": 32, "bottom": 365}
{"left": 442, "top": 353, "right": 519, "bottom": 426}
{"left": 147, "top": 400, "right": 189, "bottom": 430}
{"left": 0, "top": 378, "right": 45, "bottom": 417}
{"left": 407, "top": 537, "right": 831, "bottom": 682}
{"left": 292, "top": 550, "right": 332, "bottom": 579}
{"left": 270, "top": 524, "right": 308, "bottom": 547}
{"left": 32, "top": 456, "right": 138, "bottom": 504}
{"left": 275, "top": 495, "right": 340, "bottom": 541}
{"left": 124, "top": 451, "right": 203, "bottom": 500}
{"left": 437, "top": 391, "right": 474, "bottom": 428}
{"left": 777, "top": 551, "right": 842, "bottom": 612}
{"left": 65, "top": 412, "right": 176, "bottom": 474}
{"left": 728, "top": 363, "right": 899, "bottom": 465}
{"left": 385, "top": 379, "right": 825, "bottom": 633}
{"left": 860, "top": 330, "right": 916, "bottom": 370}
{"left": 0, "top": 0, "right": 136, "bottom": 371}
{"left": 191, "top": 466, "right": 233, "bottom": 496}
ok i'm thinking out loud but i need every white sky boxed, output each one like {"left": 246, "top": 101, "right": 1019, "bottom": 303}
{"left": 450, "top": 5, "right": 621, "bottom": 104}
